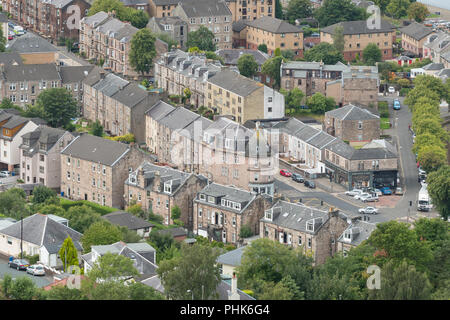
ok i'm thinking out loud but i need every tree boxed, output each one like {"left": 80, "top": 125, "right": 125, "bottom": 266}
{"left": 90, "top": 120, "right": 103, "bottom": 137}
{"left": 37, "top": 88, "right": 78, "bottom": 128}
{"left": 281, "top": 87, "right": 305, "bottom": 114}
{"left": 119, "top": 226, "right": 142, "bottom": 243}
{"left": 285, "top": 0, "right": 313, "bottom": 25}
{"left": 307, "top": 268, "right": 364, "bottom": 300}
{"left": 239, "top": 224, "right": 253, "bottom": 238}
{"left": 368, "top": 260, "right": 432, "bottom": 300}
{"left": 373, "top": 0, "right": 391, "bottom": 12}
{"left": 261, "top": 56, "right": 284, "bottom": 89}
{"left": 407, "top": 2, "right": 429, "bottom": 22}
{"left": 44, "top": 286, "right": 85, "bottom": 300}
{"left": 128, "top": 282, "right": 165, "bottom": 300}
{"left": 274, "top": 47, "right": 282, "bottom": 57}
{"left": 417, "top": 144, "right": 447, "bottom": 173}
{"left": 0, "top": 98, "right": 22, "bottom": 112}
{"left": 307, "top": 92, "right": 335, "bottom": 114}
{"left": 304, "top": 42, "right": 344, "bottom": 64}
{"left": 427, "top": 165, "right": 450, "bottom": 220}
{"left": 89, "top": 0, "right": 127, "bottom": 20}
{"left": 59, "top": 236, "right": 79, "bottom": 272}
{"left": 186, "top": 26, "right": 216, "bottom": 52}
{"left": 414, "top": 218, "right": 449, "bottom": 249}
{"left": 332, "top": 25, "right": 345, "bottom": 53}
{"left": 362, "top": 43, "right": 382, "bottom": 65}
{"left": 275, "top": 0, "right": 283, "bottom": 19}
{"left": 31, "top": 185, "right": 56, "bottom": 204}
{"left": 405, "top": 87, "right": 440, "bottom": 107}
{"left": 82, "top": 279, "right": 131, "bottom": 300}
{"left": 258, "top": 281, "right": 295, "bottom": 300}
{"left": 1, "top": 274, "right": 12, "bottom": 297}
{"left": 157, "top": 244, "right": 221, "bottom": 300}
{"left": 314, "top": 0, "right": 367, "bottom": 27}
{"left": 237, "top": 54, "right": 259, "bottom": 78}
{"left": 0, "top": 25, "right": 6, "bottom": 52}
{"left": 87, "top": 252, "right": 139, "bottom": 282}
{"left": 9, "top": 277, "right": 37, "bottom": 300}
{"left": 127, "top": 203, "right": 146, "bottom": 219}
{"left": 126, "top": 8, "right": 149, "bottom": 29}
{"left": 412, "top": 133, "right": 445, "bottom": 155}
{"left": 413, "top": 75, "right": 447, "bottom": 101}
{"left": 39, "top": 204, "right": 66, "bottom": 217}
{"left": 129, "top": 28, "right": 156, "bottom": 75}
{"left": 386, "top": 0, "right": 411, "bottom": 19}
{"left": 281, "top": 49, "right": 295, "bottom": 61}
{"left": 171, "top": 205, "right": 181, "bottom": 220}
{"left": 205, "top": 51, "right": 224, "bottom": 64}
{"left": 62, "top": 205, "right": 102, "bottom": 233}
{"left": 0, "top": 188, "right": 30, "bottom": 221}
{"left": 257, "top": 43, "right": 268, "bottom": 53}
{"left": 81, "top": 220, "right": 123, "bottom": 253}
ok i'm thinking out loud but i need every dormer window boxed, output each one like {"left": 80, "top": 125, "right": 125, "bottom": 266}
{"left": 265, "top": 210, "right": 272, "bottom": 221}
{"left": 306, "top": 222, "right": 314, "bottom": 232}
{"left": 39, "top": 143, "right": 46, "bottom": 151}
{"left": 221, "top": 198, "right": 226, "bottom": 206}
{"left": 164, "top": 183, "right": 172, "bottom": 193}
{"left": 208, "top": 196, "right": 215, "bottom": 204}
{"left": 234, "top": 203, "right": 241, "bottom": 210}
{"left": 344, "top": 231, "right": 352, "bottom": 241}
{"left": 199, "top": 194, "right": 206, "bottom": 201}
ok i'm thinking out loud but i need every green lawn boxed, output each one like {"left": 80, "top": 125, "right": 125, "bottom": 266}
{"left": 381, "top": 118, "right": 391, "bottom": 130}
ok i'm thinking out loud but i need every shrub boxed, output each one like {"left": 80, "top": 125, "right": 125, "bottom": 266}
{"left": 239, "top": 224, "right": 253, "bottom": 238}
{"left": 22, "top": 254, "right": 39, "bottom": 265}
{"left": 59, "top": 199, "right": 116, "bottom": 216}
{"left": 400, "top": 88, "right": 410, "bottom": 96}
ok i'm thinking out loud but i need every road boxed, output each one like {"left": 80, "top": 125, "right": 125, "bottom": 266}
{"left": 0, "top": 256, "right": 53, "bottom": 288}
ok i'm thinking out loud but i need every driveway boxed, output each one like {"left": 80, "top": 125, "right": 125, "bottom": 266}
{"left": 0, "top": 256, "right": 53, "bottom": 288}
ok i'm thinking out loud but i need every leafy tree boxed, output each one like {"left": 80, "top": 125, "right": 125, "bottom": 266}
{"left": 274, "top": 47, "right": 282, "bottom": 57}
{"left": 43, "top": 286, "right": 85, "bottom": 300}
{"left": 307, "top": 92, "right": 335, "bottom": 114}
{"left": 368, "top": 260, "right": 432, "bottom": 300}
{"left": 362, "top": 43, "right": 382, "bottom": 65}
{"left": 171, "top": 205, "right": 181, "bottom": 220}
{"left": 126, "top": 8, "right": 149, "bottom": 29}
{"left": 118, "top": 225, "right": 142, "bottom": 243}
{"left": 413, "top": 75, "right": 447, "bottom": 101}
{"left": 427, "top": 165, "right": 450, "bottom": 220}
{"left": 149, "top": 229, "right": 176, "bottom": 262}
{"left": 413, "top": 118, "right": 447, "bottom": 141}
{"left": 157, "top": 244, "right": 221, "bottom": 300}
{"left": 386, "top": 0, "right": 411, "bottom": 19}
{"left": 261, "top": 56, "right": 284, "bottom": 89}
{"left": 307, "top": 268, "right": 364, "bottom": 300}
{"left": 90, "top": 120, "right": 103, "bottom": 137}
{"left": 314, "top": 0, "right": 367, "bottom": 27}
{"left": 373, "top": 0, "right": 391, "bottom": 12}
{"left": 417, "top": 144, "right": 447, "bottom": 173}
{"left": 237, "top": 54, "right": 259, "bottom": 78}
{"left": 281, "top": 49, "right": 295, "bottom": 61}
{"left": 129, "top": 28, "right": 157, "bottom": 75}
{"left": 414, "top": 218, "right": 449, "bottom": 249}
{"left": 59, "top": 236, "right": 79, "bottom": 272}
{"left": 304, "top": 42, "right": 344, "bottom": 64}
{"left": 128, "top": 282, "right": 165, "bottom": 300}
{"left": 39, "top": 204, "right": 66, "bottom": 217}
{"left": 257, "top": 43, "right": 268, "bottom": 53}
{"left": 0, "top": 188, "right": 30, "bottom": 220}
{"left": 258, "top": 280, "right": 294, "bottom": 300}
{"left": 239, "top": 224, "right": 253, "bottom": 238}
{"left": 37, "top": 88, "right": 78, "bottom": 128}
{"left": 32, "top": 185, "right": 56, "bottom": 204}
{"left": 405, "top": 87, "right": 440, "bottom": 108}
{"left": 87, "top": 252, "right": 139, "bottom": 282}
{"left": 396, "top": 78, "right": 411, "bottom": 88}
{"left": 82, "top": 280, "right": 131, "bottom": 300}
{"left": 280, "top": 87, "right": 305, "bottom": 113}
{"left": 62, "top": 205, "right": 102, "bottom": 233}
{"left": 332, "top": 25, "right": 345, "bottom": 53}
{"left": 428, "top": 240, "right": 450, "bottom": 291}
{"left": 186, "top": 26, "right": 216, "bottom": 52}
{"left": 127, "top": 203, "right": 146, "bottom": 219}
{"left": 0, "top": 25, "right": 6, "bottom": 52}
{"left": 81, "top": 220, "right": 123, "bottom": 253}
{"left": 205, "top": 51, "right": 224, "bottom": 64}
{"left": 275, "top": 0, "right": 283, "bottom": 19}
{"left": 412, "top": 133, "right": 445, "bottom": 154}
{"left": 285, "top": 0, "right": 313, "bottom": 24}
{"left": 9, "top": 277, "right": 37, "bottom": 300}
{"left": 407, "top": 2, "right": 429, "bottom": 22}
{"left": 89, "top": 0, "right": 127, "bottom": 20}
{"left": 1, "top": 274, "right": 12, "bottom": 297}
{"left": 0, "top": 98, "right": 21, "bottom": 111}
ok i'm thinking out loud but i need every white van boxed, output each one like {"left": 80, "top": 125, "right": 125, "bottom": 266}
{"left": 13, "top": 26, "right": 25, "bottom": 36}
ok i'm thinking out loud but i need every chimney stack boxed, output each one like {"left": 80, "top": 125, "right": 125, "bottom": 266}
{"left": 229, "top": 272, "right": 240, "bottom": 300}
{"left": 99, "top": 70, "right": 106, "bottom": 79}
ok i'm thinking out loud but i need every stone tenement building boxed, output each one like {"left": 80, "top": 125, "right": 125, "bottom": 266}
{"left": 124, "top": 161, "right": 208, "bottom": 228}
{"left": 323, "top": 104, "right": 380, "bottom": 143}
{"left": 147, "top": 16, "right": 188, "bottom": 50}
{"left": 147, "top": 0, "right": 179, "bottom": 18}
{"left": 400, "top": 22, "right": 435, "bottom": 58}
{"left": 320, "top": 19, "right": 396, "bottom": 61}
{"left": 337, "top": 218, "right": 376, "bottom": 256}
{"left": 225, "top": 0, "right": 274, "bottom": 21}
{"left": 260, "top": 201, "right": 349, "bottom": 265}
{"left": 193, "top": 183, "right": 272, "bottom": 244}
{"left": 145, "top": 101, "right": 277, "bottom": 195}
{"left": 60, "top": 133, "right": 147, "bottom": 208}
{"left": 3, "top": 0, "right": 91, "bottom": 41}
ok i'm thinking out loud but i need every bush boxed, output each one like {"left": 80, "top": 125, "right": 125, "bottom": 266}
{"left": 22, "top": 254, "right": 40, "bottom": 265}
{"left": 59, "top": 199, "right": 116, "bottom": 216}
{"left": 400, "top": 88, "right": 410, "bottom": 97}
{"left": 239, "top": 224, "right": 253, "bottom": 238}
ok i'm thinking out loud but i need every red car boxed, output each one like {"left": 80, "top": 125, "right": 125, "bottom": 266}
{"left": 280, "top": 169, "right": 292, "bottom": 177}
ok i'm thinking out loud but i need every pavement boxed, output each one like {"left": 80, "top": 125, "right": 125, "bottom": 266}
{"left": 0, "top": 255, "right": 53, "bottom": 288}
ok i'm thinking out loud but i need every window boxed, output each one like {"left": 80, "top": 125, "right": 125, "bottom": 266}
{"left": 92, "top": 164, "right": 95, "bottom": 172}
{"left": 67, "top": 157, "right": 71, "bottom": 165}
{"left": 92, "top": 178, "right": 96, "bottom": 187}
{"left": 232, "top": 216, "right": 236, "bottom": 227}
{"left": 198, "top": 208, "right": 202, "bottom": 217}
{"left": 138, "top": 193, "right": 141, "bottom": 201}
{"left": 102, "top": 180, "right": 106, "bottom": 189}
{"left": 67, "top": 171, "right": 70, "bottom": 179}
{"left": 77, "top": 174, "right": 80, "bottom": 182}
{"left": 358, "top": 121, "right": 363, "bottom": 129}
{"left": 199, "top": 194, "right": 206, "bottom": 201}
{"left": 268, "top": 97, "right": 272, "bottom": 103}
{"left": 102, "top": 166, "right": 106, "bottom": 175}
{"left": 298, "top": 236, "right": 302, "bottom": 245}
{"left": 307, "top": 238, "right": 312, "bottom": 248}
{"left": 165, "top": 200, "right": 169, "bottom": 209}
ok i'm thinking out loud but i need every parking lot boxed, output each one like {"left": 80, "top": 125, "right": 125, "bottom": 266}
{"left": 336, "top": 193, "right": 402, "bottom": 209}
{"left": 0, "top": 255, "right": 53, "bottom": 288}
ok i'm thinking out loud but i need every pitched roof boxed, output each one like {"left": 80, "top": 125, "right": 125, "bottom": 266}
{"left": 207, "top": 69, "right": 262, "bottom": 97}
{"left": 325, "top": 104, "right": 379, "bottom": 120}
{"left": 92, "top": 73, "right": 129, "bottom": 97}
{"left": 0, "top": 52, "right": 23, "bottom": 65}
{"left": 216, "top": 246, "right": 247, "bottom": 267}
{"left": 232, "top": 19, "right": 248, "bottom": 32}
{"left": 322, "top": 19, "right": 396, "bottom": 35}
{"left": 422, "top": 62, "right": 444, "bottom": 71}
{"left": 145, "top": 100, "right": 176, "bottom": 119}
{"left": 282, "top": 61, "right": 349, "bottom": 72}
{"left": 7, "top": 32, "right": 58, "bottom": 53}
{"left": 60, "top": 133, "right": 131, "bottom": 166}
{"left": 102, "top": 211, "right": 154, "bottom": 230}
{"left": 157, "top": 106, "right": 200, "bottom": 131}
{"left": 176, "top": 0, "right": 232, "bottom": 18}
{"left": 151, "top": 0, "right": 181, "bottom": 5}
{"left": 338, "top": 219, "right": 376, "bottom": 246}
{"left": 157, "top": 227, "right": 187, "bottom": 238}
{"left": 59, "top": 66, "right": 95, "bottom": 84}
{"left": 196, "top": 183, "right": 256, "bottom": 212}
{"left": 215, "top": 49, "right": 269, "bottom": 66}
{"left": 3, "top": 64, "right": 60, "bottom": 81}
{"left": 20, "top": 125, "right": 69, "bottom": 157}
{"left": 216, "top": 280, "right": 255, "bottom": 300}
{"left": 246, "top": 16, "right": 303, "bottom": 34}
{"left": 82, "top": 11, "right": 110, "bottom": 27}
{"left": 111, "top": 82, "right": 148, "bottom": 108}
{"left": 400, "top": 22, "right": 434, "bottom": 41}
{"left": 326, "top": 138, "right": 397, "bottom": 160}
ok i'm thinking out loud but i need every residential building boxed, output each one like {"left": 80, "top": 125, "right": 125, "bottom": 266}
{"left": 0, "top": 111, "right": 46, "bottom": 172}
{"left": 155, "top": 227, "right": 188, "bottom": 241}
{"left": 60, "top": 133, "right": 147, "bottom": 208}
{"left": 324, "top": 104, "right": 380, "bottom": 143}
{"left": 19, "top": 125, "right": 75, "bottom": 190}
{"left": 225, "top": 0, "right": 274, "bottom": 21}
{"left": 154, "top": 49, "right": 222, "bottom": 108}
{"left": 216, "top": 245, "right": 246, "bottom": 277}
{"left": 82, "top": 68, "right": 162, "bottom": 143}
{"left": 243, "top": 16, "right": 304, "bottom": 58}
{"left": 423, "top": 31, "right": 450, "bottom": 63}
{"left": 232, "top": 19, "right": 249, "bottom": 48}
{"left": 260, "top": 201, "right": 349, "bottom": 265}
{"left": 124, "top": 161, "right": 208, "bottom": 227}
{"left": 120, "top": 0, "right": 151, "bottom": 14}
{"left": 441, "top": 51, "right": 450, "bottom": 69}
{"left": 0, "top": 218, "right": 17, "bottom": 231}
{"left": 193, "top": 183, "right": 272, "bottom": 244}
{"left": 102, "top": 211, "right": 155, "bottom": 238}
{"left": 324, "top": 138, "right": 398, "bottom": 190}
{"left": 81, "top": 241, "right": 157, "bottom": 276}
{"left": 0, "top": 12, "right": 8, "bottom": 42}
{"left": 206, "top": 69, "right": 285, "bottom": 123}
{"left": 59, "top": 65, "right": 95, "bottom": 106}
{"left": 5, "top": 32, "right": 59, "bottom": 64}
{"left": 172, "top": 0, "right": 233, "bottom": 50}
{"left": 321, "top": 19, "right": 396, "bottom": 61}
{"left": 399, "top": 22, "right": 435, "bottom": 58}
{"left": 337, "top": 217, "right": 376, "bottom": 256}
{"left": 0, "top": 213, "right": 83, "bottom": 268}
{"left": 147, "top": 16, "right": 188, "bottom": 50}
{"left": 215, "top": 48, "right": 270, "bottom": 83}
{"left": 422, "top": 62, "right": 445, "bottom": 77}
{"left": 148, "top": 0, "right": 179, "bottom": 18}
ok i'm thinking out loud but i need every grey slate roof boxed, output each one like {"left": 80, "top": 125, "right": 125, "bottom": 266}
{"left": 247, "top": 16, "right": 303, "bottom": 34}
{"left": 0, "top": 213, "right": 82, "bottom": 252}
{"left": 400, "top": 22, "right": 434, "bottom": 41}
{"left": 0, "top": 52, "right": 23, "bottom": 65}
{"left": 92, "top": 73, "right": 129, "bottom": 97}
{"left": 145, "top": 100, "right": 176, "bottom": 120}
{"left": 111, "top": 82, "right": 148, "bottom": 108}
{"left": 216, "top": 246, "right": 247, "bottom": 267}
{"left": 207, "top": 69, "right": 262, "bottom": 97}
{"left": 215, "top": 49, "right": 269, "bottom": 66}
{"left": 152, "top": 0, "right": 181, "bottom": 4}
{"left": 7, "top": 32, "right": 58, "bottom": 53}
{"left": 232, "top": 19, "right": 248, "bottom": 32}
{"left": 157, "top": 227, "right": 187, "bottom": 238}
{"left": 177, "top": 0, "right": 232, "bottom": 18}
{"left": 325, "top": 104, "right": 379, "bottom": 120}
{"left": 82, "top": 11, "right": 109, "bottom": 27}
{"left": 338, "top": 219, "right": 376, "bottom": 247}
{"left": 120, "top": 0, "right": 148, "bottom": 5}
{"left": 3, "top": 64, "right": 60, "bottom": 82}
{"left": 59, "top": 66, "right": 94, "bottom": 84}
{"left": 20, "top": 125, "right": 69, "bottom": 157}
{"left": 423, "top": 62, "right": 444, "bottom": 71}
{"left": 157, "top": 106, "right": 200, "bottom": 131}
{"left": 102, "top": 211, "right": 154, "bottom": 230}
{"left": 60, "top": 133, "right": 131, "bottom": 166}
{"left": 326, "top": 138, "right": 397, "bottom": 160}
{"left": 42, "top": 0, "right": 74, "bottom": 9}
{"left": 148, "top": 16, "right": 186, "bottom": 30}
{"left": 281, "top": 61, "right": 349, "bottom": 72}
{"left": 322, "top": 19, "right": 396, "bottom": 35}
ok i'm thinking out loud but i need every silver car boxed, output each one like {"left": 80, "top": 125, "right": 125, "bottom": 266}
{"left": 358, "top": 207, "right": 379, "bottom": 214}
{"left": 26, "top": 264, "right": 45, "bottom": 276}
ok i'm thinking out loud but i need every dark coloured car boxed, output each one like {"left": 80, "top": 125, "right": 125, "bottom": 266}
{"left": 291, "top": 173, "right": 304, "bottom": 183}
{"left": 8, "top": 259, "right": 30, "bottom": 271}
{"left": 304, "top": 180, "right": 316, "bottom": 188}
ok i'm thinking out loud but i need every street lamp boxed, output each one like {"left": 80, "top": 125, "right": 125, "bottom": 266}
{"left": 187, "top": 289, "right": 194, "bottom": 300}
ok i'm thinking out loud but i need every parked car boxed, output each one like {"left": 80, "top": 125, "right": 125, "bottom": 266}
{"left": 26, "top": 264, "right": 46, "bottom": 276}
{"left": 8, "top": 259, "right": 30, "bottom": 271}
{"left": 345, "top": 189, "right": 363, "bottom": 196}
{"left": 379, "top": 187, "right": 392, "bottom": 195}
{"left": 393, "top": 99, "right": 401, "bottom": 110}
{"left": 0, "top": 170, "right": 11, "bottom": 177}
{"left": 388, "top": 86, "right": 395, "bottom": 93}
{"left": 280, "top": 169, "right": 292, "bottom": 177}
{"left": 358, "top": 207, "right": 378, "bottom": 214}
{"left": 354, "top": 192, "right": 370, "bottom": 200}
{"left": 362, "top": 194, "right": 379, "bottom": 202}
{"left": 374, "top": 189, "right": 383, "bottom": 197}
{"left": 395, "top": 187, "right": 404, "bottom": 195}
{"left": 304, "top": 180, "right": 316, "bottom": 188}
{"left": 291, "top": 173, "right": 304, "bottom": 183}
